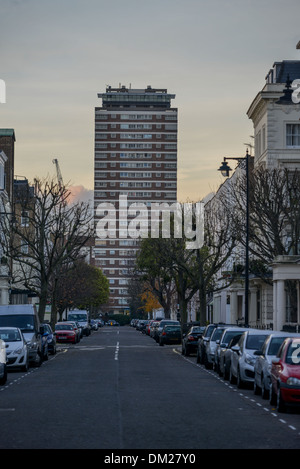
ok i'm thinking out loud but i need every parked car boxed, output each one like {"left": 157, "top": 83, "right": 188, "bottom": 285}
{"left": 196, "top": 323, "right": 221, "bottom": 364}
{"left": 150, "top": 321, "right": 160, "bottom": 338}
{"left": 204, "top": 325, "right": 229, "bottom": 369}
{"left": 182, "top": 326, "right": 204, "bottom": 356}
{"left": 54, "top": 323, "right": 77, "bottom": 344}
{"left": 222, "top": 334, "right": 244, "bottom": 380}
{"left": 0, "top": 327, "right": 29, "bottom": 372}
{"left": 135, "top": 320, "right": 146, "bottom": 331}
{"left": 253, "top": 332, "right": 300, "bottom": 399}
{"left": 217, "top": 327, "right": 248, "bottom": 376}
{"left": 0, "top": 338, "right": 7, "bottom": 384}
{"left": 64, "top": 321, "right": 81, "bottom": 342}
{"left": 270, "top": 337, "right": 300, "bottom": 412}
{"left": 97, "top": 319, "right": 105, "bottom": 327}
{"left": 230, "top": 329, "right": 270, "bottom": 388}
{"left": 150, "top": 321, "right": 162, "bottom": 340}
{"left": 0, "top": 304, "right": 43, "bottom": 367}
{"left": 90, "top": 319, "right": 98, "bottom": 331}
{"left": 141, "top": 320, "right": 151, "bottom": 334}
{"left": 159, "top": 325, "right": 182, "bottom": 346}
{"left": 40, "top": 326, "right": 49, "bottom": 361}
{"left": 40, "top": 323, "right": 57, "bottom": 355}
{"left": 145, "top": 320, "right": 156, "bottom": 336}
{"left": 130, "top": 319, "right": 137, "bottom": 327}
{"left": 155, "top": 320, "right": 180, "bottom": 343}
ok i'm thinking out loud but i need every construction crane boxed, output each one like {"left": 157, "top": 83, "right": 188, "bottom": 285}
{"left": 52, "top": 158, "right": 64, "bottom": 189}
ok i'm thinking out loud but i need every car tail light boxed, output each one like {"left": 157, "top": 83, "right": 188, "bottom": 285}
{"left": 162, "top": 332, "right": 166, "bottom": 336}
{"left": 188, "top": 336, "right": 196, "bottom": 341}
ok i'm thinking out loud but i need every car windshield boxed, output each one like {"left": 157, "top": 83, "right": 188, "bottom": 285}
{"left": 211, "top": 328, "right": 225, "bottom": 341}
{"left": 246, "top": 334, "right": 269, "bottom": 350}
{"left": 268, "top": 337, "right": 287, "bottom": 355}
{"left": 165, "top": 326, "right": 181, "bottom": 331}
{"left": 204, "top": 325, "right": 216, "bottom": 338}
{"left": 161, "top": 321, "right": 179, "bottom": 327}
{"left": 286, "top": 341, "right": 300, "bottom": 365}
{"left": 0, "top": 329, "right": 21, "bottom": 342}
{"left": 222, "top": 330, "right": 243, "bottom": 344}
{"left": 68, "top": 314, "right": 87, "bottom": 321}
{"left": 55, "top": 324, "right": 73, "bottom": 331}
{"left": 0, "top": 314, "right": 35, "bottom": 332}
{"left": 191, "top": 327, "right": 203, "bottom": 333}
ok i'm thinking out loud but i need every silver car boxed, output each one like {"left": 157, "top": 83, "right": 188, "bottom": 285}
{"left": 216, "top": 327, "right": 249, "bottom": 377}
{"left": 205, "top": 326, "right": 228, "bottom": 369}
{"left": 0, "top": 327, "right": 29, "bottom": 372}
{"left": 253, "top": 331, "right": 300, "bottom": 399}
{"left": 230, "top": 329, "right": 271, "bottom": 388}
{"left": 0, "top": 338, "right": 7, "bottom": 385}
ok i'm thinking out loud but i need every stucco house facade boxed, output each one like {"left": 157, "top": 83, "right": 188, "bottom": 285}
{"left": 211, "top": 59, "right": 300, "bottom": 331}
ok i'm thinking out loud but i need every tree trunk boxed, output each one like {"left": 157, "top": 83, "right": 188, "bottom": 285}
{"left": 38, "top": 285, "right": 48, "bottom": 324}
{"left": 198, "top": 285, "right": 207, "bottom": 326}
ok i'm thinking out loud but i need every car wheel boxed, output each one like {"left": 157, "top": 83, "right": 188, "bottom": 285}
{"left": 43, "top": 347, "right": 49, "bottom": 361}
{"left": 269, "top": 383, "right": 277, "bottom": 406}
{"left": 0, "top": 365, "right": 7, "bottom": 385}
{"left": 237, "top": 368, "right": 243, "bottom": 388}
{"left": 261, "top": 376, "right": 269, "bottom": 400}
{"left": 33, "top": 348, "right": 43, "bottom": 367}
{"left": 224, "top": 364, "right": 229, "bottom": 380}
{"left": 21, "top": 357, "right": 29, "bottom": 372}
{"left": 204, "top": 356, "right": 212, "bottom": 369}
{"left": 253, "top": 378, "right": 261, "bottom": 395}
{"left": 229, "top": 366, "right": 236, "bottom": 384}
{"left": 159, "top": 339, "right": 164, "bottom": 346}
{"left": 277, "top": 385, "right": 286, "bottom": 413}
{"left": 198, "top": 349, "right": 203, "bottom": 364}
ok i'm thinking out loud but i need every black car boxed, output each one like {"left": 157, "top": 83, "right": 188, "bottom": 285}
{"left": 159, "top": 325, "right": 182, "bottom": 346}
{"left": 40, "top": 323, "right": 56, "bottom": 356}
{"left": 155, "top": 320, "right": 180, "bottom": 343}
{"left": 182, "top": 326, "right": 205, "bottom": 356}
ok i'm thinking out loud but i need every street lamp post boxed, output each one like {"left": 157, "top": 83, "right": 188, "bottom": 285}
{"left": 218, "top": 149, "right": 250, "bottom": 327}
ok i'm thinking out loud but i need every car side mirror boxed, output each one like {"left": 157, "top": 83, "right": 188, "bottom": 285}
{"left": 272, "top": 357, "right": 280, "bottom": 364}
{"left": 231, "top": 345, "right": 240, "bottom": 353}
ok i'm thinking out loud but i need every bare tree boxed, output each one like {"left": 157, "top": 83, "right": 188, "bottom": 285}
{"left": 1, "top": 177, "right": 93, "bottom": 323}
{"left": 231, "top": 166, "right": 300, "bottom": 266}
{"left": 135, "top": 199, "right": 237, "bottom": 325}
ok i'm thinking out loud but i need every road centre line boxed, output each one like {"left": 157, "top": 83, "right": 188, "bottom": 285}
{"left": 115, "top": 341, "right": 119, "bottom": 360}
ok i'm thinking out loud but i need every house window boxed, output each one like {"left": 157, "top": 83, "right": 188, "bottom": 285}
{"left": 286, "top": 124, "right": 300, "bottom": 147}
{"left": 21, "top": 211, "right": 29, "bottom": 227}
{"left": 21, "top": 242, "right": 29, "bottom": 255}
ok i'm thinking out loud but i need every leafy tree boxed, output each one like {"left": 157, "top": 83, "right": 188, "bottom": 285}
{"left": 55, "top": 260, "right": 109, "bottom": 320}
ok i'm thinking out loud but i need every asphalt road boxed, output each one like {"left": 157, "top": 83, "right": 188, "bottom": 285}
{"left": 0, "top": 325, "right": 300, "bottom": 451}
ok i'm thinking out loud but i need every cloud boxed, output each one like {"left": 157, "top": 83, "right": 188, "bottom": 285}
{"left": 68, "top": 185, "right": 93, "bottom": 205}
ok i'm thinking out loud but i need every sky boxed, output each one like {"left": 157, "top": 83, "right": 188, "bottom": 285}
{"left": 1, "top": 0, "right": 300, "bottom": 204}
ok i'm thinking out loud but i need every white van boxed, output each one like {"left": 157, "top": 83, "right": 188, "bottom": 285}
{"left": 0, "top": 305, "right": 43, "bottom": 367}
{"left": 67, "top": 310, "right": 91, "bottom": 336}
